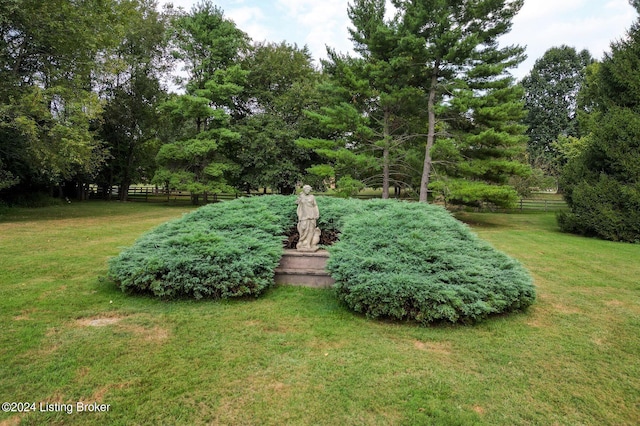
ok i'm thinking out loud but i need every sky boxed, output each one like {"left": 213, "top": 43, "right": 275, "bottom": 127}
{"left": 159, "top": 0, "right": 637, "bottom": 80}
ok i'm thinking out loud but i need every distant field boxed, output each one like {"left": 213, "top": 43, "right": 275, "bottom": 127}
{"left": 1, "top": 202, "right": 638, "bottom": 425}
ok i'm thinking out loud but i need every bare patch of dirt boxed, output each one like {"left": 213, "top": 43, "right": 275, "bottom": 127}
{"left": 13, "top": 308, "right": 37, "bottom": 321}
{"left": 77, "top": 317, "right": 122, "bottom": 327}
{"left": 79, "top": 382, "right": 130, "bottom": 404}
{"left": 76, "top": 315, "right": 169, "bottom": 342}
{"left": 268, "top": 382, "right": 289, "bottom": 392}
{"left": 37, "top": 285, "right": 69, "bottom": 301}
{"left": 473, "top": 405, "right": 486, "bottom": 415}
{"left": 551, "top": 303, "right": 582, "bottom": 315}
{"left": 121, "top": 324, "right": 170, "bottom": 342}
{"left": 0, "top": 416, "right": 22, "bottom": 426}
{"left": 413, "top": 340, "right": 453, "bottom": 355}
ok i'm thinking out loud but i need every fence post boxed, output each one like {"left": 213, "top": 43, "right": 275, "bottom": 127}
{"left": 520, "top": 199, "right": 523, "bottom": 212}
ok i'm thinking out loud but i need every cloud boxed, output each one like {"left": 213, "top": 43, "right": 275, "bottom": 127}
{"left": 224, "top": 6, "right": 271, "bottom": 42}
{"left": 502, "top": 0, "right": 636, "bottom": 79}
{"left": 275, "top": 0, "right": 354, "bottom": 60}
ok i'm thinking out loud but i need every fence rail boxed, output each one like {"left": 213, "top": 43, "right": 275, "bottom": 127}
{"left": 89, "top": 185, "right": 567, "bottom": 211}
{"left": 515, "top": 198, "right": 568, "bottom": 212}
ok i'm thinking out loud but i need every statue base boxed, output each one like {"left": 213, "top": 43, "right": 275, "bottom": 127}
{"left": 275, "top": 249, "right": 334, "bottom": 288}
{"left": 296, "top": 247, "right": 319, "bottom": 252}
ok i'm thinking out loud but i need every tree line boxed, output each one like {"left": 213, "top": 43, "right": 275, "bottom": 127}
{"left": 1, "top": 0, "right": 639, "bottom": 241}
{"left": 0, "top": 0, "right": 531, "bottom": 207}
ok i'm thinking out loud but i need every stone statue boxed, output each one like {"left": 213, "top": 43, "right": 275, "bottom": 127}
{"left": 296, "top": 185, "right": 320, "bottom": 252}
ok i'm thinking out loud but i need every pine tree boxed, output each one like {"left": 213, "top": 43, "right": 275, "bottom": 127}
{"left": 394, "top": 0, "right": 528, "bottom": 202}
{"left": 298, "top": 0, "right": 428, "bottom": 198}
{"left": 152, "top": 2, "right": 249, "bottom": 203}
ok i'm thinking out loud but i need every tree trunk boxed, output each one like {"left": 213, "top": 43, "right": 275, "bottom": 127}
{"left": 419, "top": 61, "right": 440, "bottom": 203}
{"left": 382, "top": 109, "right": 390, "bottom": 199}
{"left": 120, "top": 139, "right": 137, "bottom": 202}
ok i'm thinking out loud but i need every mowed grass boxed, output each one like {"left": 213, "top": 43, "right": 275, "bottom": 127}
{"left": 1, "top": 202, "right": 638, "bottom": 425}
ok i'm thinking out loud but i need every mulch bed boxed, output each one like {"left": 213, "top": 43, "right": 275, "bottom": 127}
{"left": 283, "top": 226, "right": 340, "bottom": 249}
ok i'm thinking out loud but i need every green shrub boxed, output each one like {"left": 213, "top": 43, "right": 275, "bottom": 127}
{"left": 108, "top": 196, "right": 293, "bottom": 299}
{"left": 558, "top": 107, "right": 640, "bottom": 243}
{"left": 109, "top": 196, "right": 535, "bottom": 324}
{"left": 327, "top": 200, "right": 535, "bottom": 324}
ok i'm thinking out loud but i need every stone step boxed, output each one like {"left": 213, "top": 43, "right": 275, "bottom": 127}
{"left": 276, "top": 249, "right": 330, "bottom": 270}
{"left": 274, "top": 249, "right": 335, "bottom": 288}
{"left": 274, "top": 270, "right": 335, "bottom": 288}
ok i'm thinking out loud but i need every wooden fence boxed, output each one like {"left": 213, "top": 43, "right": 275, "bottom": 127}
{"left": 515, "top": 198, "right": 568, "bottom": 212}
{"left": 90, "top": 186, "right": 568, "bottom": 212}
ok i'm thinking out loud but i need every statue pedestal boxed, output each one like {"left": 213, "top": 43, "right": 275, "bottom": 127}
{"left": 296, "top": 247, "right": 319, "bottom": 253}
{"left": 274, "top": 250, "right": 334, "bottom": 288}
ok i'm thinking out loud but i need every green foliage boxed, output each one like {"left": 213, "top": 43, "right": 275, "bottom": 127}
{"left": 95, "top": 0, "right": 171, "bottom": 200}
{"left": 0, "top": 0, "right": 125, "bottom": 195}
{"left": 171, "top": 1, "right": 250, "bottom": 93}
{"left": 327, "top": 200, "right": 535, "bottom": 324}
{"left": 108, "top": 196, "right": 292, "bottom": 299}
{"left": 334, "top": 176, "right": 365, "bottom": 198}
{"left": 509, "top": 167, "right": 557, "bottom": 197}
{"left": 558, "top": 108, "right": 640, "bottom": 242}
{"left": 521, "top": 46, "right": 593, "bottom": 161}
{"left": 110, "top": 196, "right": 535, "bottom": 325}
{"left": 393, "top": 0, "right": 527, "bottom": 201}
{"left": 559, "top": 14, "right": 640, "bottom": 243}
{"left": 431, "top": 179, "right": 520, "bottom": 208}
{"left": 228, "top": 42, "right": 322, "bottom": 194}
{"left": 151, "top": 2, "right": 249, "bottom": 199}
{"left": 431, "top": 81, "right": 531, "bottom": 207}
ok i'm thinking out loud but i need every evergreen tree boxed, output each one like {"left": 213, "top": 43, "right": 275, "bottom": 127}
{"left": 431, "top": 77, "right": 530, "bottom": 207}
{"left": 395, "top": 0, "right": 529, "bottom": 203}
{"left": 558, "top": 2, "right": 640, "bottom": 242}
{"left": 299, "top": 0, "right": 428, "bottom": 198}
{"left": 153, "top": 1, "right": 249, "bottom": 203}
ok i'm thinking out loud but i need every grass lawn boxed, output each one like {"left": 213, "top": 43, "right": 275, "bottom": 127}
{"left": 1, "top": 202, "right": 638, "bottom": 425}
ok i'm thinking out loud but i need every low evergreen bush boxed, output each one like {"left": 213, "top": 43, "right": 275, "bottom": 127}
{"left": 327, "top": 200, "right": 535, "bottom": 324}
{"left": 108, "top": 196, "right": 292, "bottom": 299}
{"left": 109, "top": 195, "right": 535, "bottom": 324}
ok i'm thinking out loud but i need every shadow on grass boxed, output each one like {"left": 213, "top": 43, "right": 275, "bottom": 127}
{"left": 455, "top": 211, "right": 562, "bottom": 233}
{"left": 0, "top": 200, "right": 198, "bottom": 223}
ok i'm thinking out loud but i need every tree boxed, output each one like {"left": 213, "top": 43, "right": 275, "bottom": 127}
{"left": 558, "top": 2, "right": 640, "bottom": 242}
{"left": 152, "top": 2, "right": 249, "bottom": 203}
{"left": 300, "top": 0, "right": 429, "bottom": 198}
{"left": 0, "top": 0, "right": 122, "bottom": 198}
{"left": 229, "top": 42, "right": 323, "bottom": 194}
{"left": 521, "top": 46, "right": 593, "bottom": 171}
{"left": 171, "top": 0, "right": 249, "bottom": 96}
{"left": 95, "top": 0, "right": 172, "bottom": 201}
{"left": 394, "top": 0, "right": 528, "bottom": 202}
{"left": 430, "top": 77, "right": 530, "bottom": 207}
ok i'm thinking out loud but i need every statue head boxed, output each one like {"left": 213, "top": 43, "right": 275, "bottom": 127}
{"left": 302, "top": 185, "right": 312, "bottom": 195}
